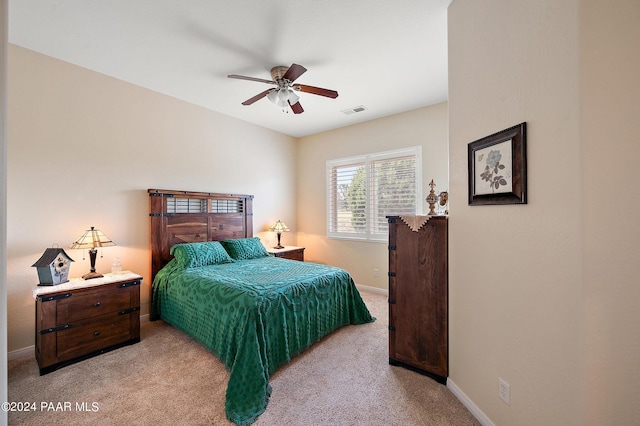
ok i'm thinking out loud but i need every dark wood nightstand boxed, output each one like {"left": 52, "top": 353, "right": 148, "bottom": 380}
{"left": 267, "top": 246, "right": 305, "bottom": 261}
{"left": 33, "top": 272, "right": 142, "bottom": 375}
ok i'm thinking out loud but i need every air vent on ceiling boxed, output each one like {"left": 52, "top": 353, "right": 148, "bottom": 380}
{"left": 341, "top": 105, "right": 368, "bottom": 115}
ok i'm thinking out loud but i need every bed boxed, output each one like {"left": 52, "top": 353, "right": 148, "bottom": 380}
{"left": 148, "top": 189, "right": 375, "bottom": 425}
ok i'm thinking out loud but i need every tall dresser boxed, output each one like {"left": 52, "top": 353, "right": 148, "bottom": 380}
{"left": 387, "top": 215, "right": 448, "bottom": 383}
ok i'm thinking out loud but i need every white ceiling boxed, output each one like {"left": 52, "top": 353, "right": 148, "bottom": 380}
{"left": 8, "top": 0, "right": 449, "bottom": 138}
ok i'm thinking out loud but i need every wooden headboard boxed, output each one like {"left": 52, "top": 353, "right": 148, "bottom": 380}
{"left": 148, "top": 189, "right": 254, "bottom": 283}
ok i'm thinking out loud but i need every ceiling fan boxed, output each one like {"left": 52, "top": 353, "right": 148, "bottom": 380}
{"left": 227, "top": 63, "right": 338, "bottom": 114}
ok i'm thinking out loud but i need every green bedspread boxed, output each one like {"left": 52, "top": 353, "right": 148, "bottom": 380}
{"left": 152, "top": 256, "right": 375, "bottom": 425}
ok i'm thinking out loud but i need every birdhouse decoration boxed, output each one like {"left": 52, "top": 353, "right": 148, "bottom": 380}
{"left": 32, "top": 247, "right": 74, "bottom": 286}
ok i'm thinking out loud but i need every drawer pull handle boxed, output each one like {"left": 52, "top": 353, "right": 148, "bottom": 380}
{"left": 93, "top": 331, "right": 100, "bottom": 336}
{"left": 39, "top": 324, "right": 71, "bottom": 335}
{"left": 93, "top": 302, "right": 101, "bottom": 307}
{"left": 118, "top": 280, "right": 141, "bottom": 288}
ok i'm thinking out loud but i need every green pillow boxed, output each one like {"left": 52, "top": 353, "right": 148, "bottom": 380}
{"left": 221, "top": 237, "right": 270, "bottom": 260}
{"left": 170, "top": 241, "right": 234, "bottom": 269}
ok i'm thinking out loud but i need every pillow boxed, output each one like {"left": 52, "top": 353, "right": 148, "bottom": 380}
{"left": 170, "top": 241, "right": 234, "bottom": 269}
{"left": 221, "top": 237, "right": 270, "bottom": 260}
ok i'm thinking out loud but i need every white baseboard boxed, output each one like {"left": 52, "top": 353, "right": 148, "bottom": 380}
{"left": 447, "top": 378, "right": 495, "bottom": 426}
{"left": 356, "top": 284, "right": 388, "bottom": 295}
{"left": 8, "top": 345, "right": 34, "bottom": 361}
{"left": 8, "top": 313, "right": 151, "bottom": 361}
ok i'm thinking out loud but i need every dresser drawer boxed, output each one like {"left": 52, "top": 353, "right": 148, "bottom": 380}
{"left": 57, "top": 286, "right": 131, "bottom": 323}
{"left": 56, "top": 312, "right": 132, "bottom": 361}
{"left": 281, "top": 248, "right": 304, "bottom": 261}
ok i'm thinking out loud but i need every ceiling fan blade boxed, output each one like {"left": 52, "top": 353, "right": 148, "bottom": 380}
{"left": 294, "top": 84, "right": 339, "bottom": 99}
{"left": 289, "top": 100, "right": 304, "bottom": 114}
{"left": 282, "top": 63, "right": 307, "bottom": 82}
{"left": 228, "top": 74, "right": 275, "bottom": 85}
{"left": 242, "top": 89, "right": 275, "bottom": 105}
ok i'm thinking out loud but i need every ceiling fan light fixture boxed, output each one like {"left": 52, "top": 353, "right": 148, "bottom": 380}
{"left": 277, "top": 88, "right": 291, "bottom": 103}
{"left": 267, "top": 89, "right": 280, "bottom": 105}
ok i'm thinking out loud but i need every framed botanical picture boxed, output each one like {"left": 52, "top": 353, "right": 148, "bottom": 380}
{"left": 468, "top": 122, "right": 527, "bottom": 205}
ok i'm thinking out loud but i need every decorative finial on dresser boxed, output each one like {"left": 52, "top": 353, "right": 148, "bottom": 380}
{"left": 426, "top": 179, "right": 438, "bottom": 215}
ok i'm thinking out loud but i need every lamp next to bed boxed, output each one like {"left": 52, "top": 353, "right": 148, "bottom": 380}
{"left": 269, "top": 220, "right": 289, "bottom": 249}
{"left": 70, "top": 226, "right": 116, "bottom": 279}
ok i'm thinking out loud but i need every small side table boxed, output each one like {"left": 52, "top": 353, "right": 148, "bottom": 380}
{"left": 267, "top": 246, "right": 305, "bottom": 261}
{"left": 33, "top": 271, "right": 142, "bottom": 375}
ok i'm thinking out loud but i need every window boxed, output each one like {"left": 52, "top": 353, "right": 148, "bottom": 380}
{"left": 327, "top": 147, "right": 422, "bottom": 241}
{"left": 165, "top": 198, "right": 244, "bottom": 214}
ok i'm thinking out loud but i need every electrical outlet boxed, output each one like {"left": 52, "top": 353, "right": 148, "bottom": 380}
{"left": 373, "top": 268, "right": 379, "bottom": 277}
{"left": 499, "top": 378, "right": 510, "bottom": 405}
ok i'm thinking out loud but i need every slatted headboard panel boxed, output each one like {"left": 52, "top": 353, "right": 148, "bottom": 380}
{"left": 148, "top": 189, "right": 254, "bottom": 282}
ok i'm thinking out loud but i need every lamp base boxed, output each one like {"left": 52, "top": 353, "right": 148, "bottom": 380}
{"left": 82, "top": 271, "right": 104, "bottom": 280}
{"left": 273, "top": 232, "right": 284, "bottom": 250}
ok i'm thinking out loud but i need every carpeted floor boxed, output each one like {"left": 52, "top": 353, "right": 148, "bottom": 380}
{"left": 8, "top": 290, "right": 480, "bottom": 425}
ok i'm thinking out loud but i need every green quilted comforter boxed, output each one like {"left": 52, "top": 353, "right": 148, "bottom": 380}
{"left": 152, "top": 256, "right": 375, "bottom": 425}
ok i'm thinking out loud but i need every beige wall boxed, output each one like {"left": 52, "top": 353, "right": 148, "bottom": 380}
{"left": 449, "top": 0, "right": 639, "bottom": 425}
{"left": 6, "top": 45, "right": 298, "bottom": 353}
{"left": 581, "top": 0, "right": 640, "bottom": 423}
{"left": 296, "top": 103, "right": 448, "bottom": 289}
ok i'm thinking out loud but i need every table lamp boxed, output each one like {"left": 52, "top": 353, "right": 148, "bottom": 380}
{"left": 269, "top": 220, "right": 289, "bottom": 249}
{"left": 70, "top": 226, "right": 116, "bottom": 279}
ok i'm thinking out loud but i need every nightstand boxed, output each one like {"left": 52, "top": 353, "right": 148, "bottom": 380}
{"left": 33, "top": 271, "right": 142, "bottom": 375}
{"left": 267, "top": 246, "right": 305, "bottom": 261}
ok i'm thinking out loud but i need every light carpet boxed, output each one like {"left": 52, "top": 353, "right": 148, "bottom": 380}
{"left": 8, "top": 290, "right": 480, "bottom": 425}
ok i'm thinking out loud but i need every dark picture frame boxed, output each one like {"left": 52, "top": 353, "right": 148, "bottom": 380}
{"left": 468, "top": 122, "right": 527, "bottom": 206}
